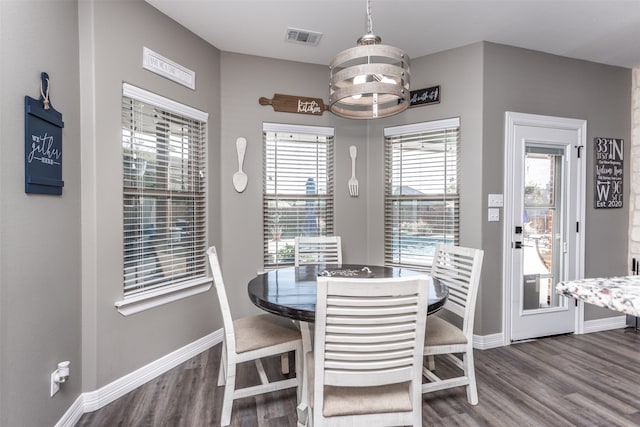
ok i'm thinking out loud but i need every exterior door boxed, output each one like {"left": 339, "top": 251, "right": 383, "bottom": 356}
{"left": 504, "top": 112, "right": 586, "bottom": 342}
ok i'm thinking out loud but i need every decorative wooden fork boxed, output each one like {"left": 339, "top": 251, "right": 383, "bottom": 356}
{"left": 348, "top": 145, "right": 359, "bottom": 197}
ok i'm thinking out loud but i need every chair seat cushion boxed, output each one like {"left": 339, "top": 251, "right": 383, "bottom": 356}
{"left": 233, "top": 313, "right": 300, "bottom": 353}
{"left": 306, "top": 353, "right": 412, "bottom": 417}
{"left": 425, "top": 315, "right": 467, "bottom": 346}
{"left": 323, "top": 382, "right": 412, "bottom": 417}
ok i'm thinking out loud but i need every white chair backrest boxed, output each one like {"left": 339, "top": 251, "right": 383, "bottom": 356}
{"left": 314, "top": 275, "right": 429, "bottom": 391}
{"left": 431, "top": 244, "right": 484, "bottom": 337}
{"left": 294, "top": 235, "right": 342, "bottom": 266}
{"left": 206, "top": 246, "right": 237, "bottom": 354}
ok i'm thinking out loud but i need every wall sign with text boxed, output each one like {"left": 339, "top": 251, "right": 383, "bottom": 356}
{"left": 409, "top": 85, "right": 440, "bottom": 107}
{"left": 24, "top": 72, "right": 65, "bottom": 195}
{"left": 259, "top": 94, "right": 329, "bottom": 116}
{"left": 594, "top": 137, "right": 623, "bottom": 209}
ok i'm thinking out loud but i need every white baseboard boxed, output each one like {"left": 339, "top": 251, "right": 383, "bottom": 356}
{"left": 55, "top": 328, "right": 223, "bottom": 426}
{"left": 473, "top": 333, "right": 505, "bottom": 350}
{"left": 54, "top": 394, "right": 85, "bottom": 427}
{"left": 583, "top": 315, "right": 627, "bottom": 333}
{"left": 471, "top": 316, "right": 627, "bottom": 350}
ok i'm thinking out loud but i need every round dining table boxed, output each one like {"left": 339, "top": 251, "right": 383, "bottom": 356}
{"left": 247, "top": 264, "right": 448, "bottom": 427}
{"left": 248, "top": 264, "right": 449, "bottom": 322}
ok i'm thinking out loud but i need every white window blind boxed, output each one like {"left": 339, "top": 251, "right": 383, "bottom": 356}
{"left": 263, "top": 123, "right": 335, "bottom": 267}
{"left": 122, "top": 84, "right": 208, "bottom": 296}
{"left": 384, "top": 118, "right": 460, "bottom": 270}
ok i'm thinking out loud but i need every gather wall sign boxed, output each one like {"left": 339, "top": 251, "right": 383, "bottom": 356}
{"left": 24, "top": 72, "right": 65, "bottom": 195}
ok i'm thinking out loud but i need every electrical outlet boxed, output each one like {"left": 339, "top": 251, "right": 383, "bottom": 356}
{"left": 50, "top": 371, "right": 60, "bottom": 397}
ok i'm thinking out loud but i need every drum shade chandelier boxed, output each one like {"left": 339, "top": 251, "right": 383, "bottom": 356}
{"left": 329, "top": 0, "right": 410, "bottom": 119}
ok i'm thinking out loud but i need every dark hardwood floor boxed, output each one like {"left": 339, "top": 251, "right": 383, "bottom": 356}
{"left": 77, "top": 328, "right": 640, "bottom": 426}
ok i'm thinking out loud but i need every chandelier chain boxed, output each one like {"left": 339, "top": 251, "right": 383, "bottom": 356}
{"left": 366, "top": 0, "right": 373, "bottom": 34}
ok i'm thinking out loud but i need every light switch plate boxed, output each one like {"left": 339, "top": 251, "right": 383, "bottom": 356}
{"left": 488, "top": 194, "right": 504, "bottom": 207}
{"left": 488, "top": 208, "right": 500, "bottom": 222}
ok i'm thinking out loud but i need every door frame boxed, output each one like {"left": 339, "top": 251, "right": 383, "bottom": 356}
{"left": 502, "top": 112, "right": 587, "bottom": 345}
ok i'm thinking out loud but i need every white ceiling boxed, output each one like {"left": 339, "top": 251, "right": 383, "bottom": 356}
{"left": 146, "top": 0, "right": 640, "bottom": 69}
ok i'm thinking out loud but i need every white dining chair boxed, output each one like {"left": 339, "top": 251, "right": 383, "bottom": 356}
{"left": 206, "top": 246, "right": 303, "bottom": 426}
{"left": 291, "top": 235, "right": 341, "bottom": 382}
{"left": 294, "top": 236, "right": 342, "bottom": 267}
{"left": 309, "top": 274, "right": 429, "bottom": 426}
{"left": 422, "top": 244, "right": 484, "bottom": 405}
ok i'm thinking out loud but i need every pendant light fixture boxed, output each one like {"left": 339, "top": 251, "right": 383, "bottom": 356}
{"left": 329, "top": 0, "right": 410, "bottom": 119}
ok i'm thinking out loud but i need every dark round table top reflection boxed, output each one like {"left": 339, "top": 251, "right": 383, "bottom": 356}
{"left": 248, "top": 264, "right": 448, "bottom": 322}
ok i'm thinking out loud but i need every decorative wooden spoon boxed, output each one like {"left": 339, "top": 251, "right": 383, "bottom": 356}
{"left": 233, "top": 137, "right": 248, "bottom": 193}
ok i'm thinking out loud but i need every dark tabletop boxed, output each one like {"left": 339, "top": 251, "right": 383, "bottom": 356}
{"left": 248, "top": 264, "right": 448, "bottom": 322}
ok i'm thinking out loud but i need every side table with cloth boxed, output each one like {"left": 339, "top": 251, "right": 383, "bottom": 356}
{"left": 556, "top": 275, "right": 640, "bottom": 317}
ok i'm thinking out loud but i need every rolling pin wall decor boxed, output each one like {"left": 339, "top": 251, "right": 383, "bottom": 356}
{"left": 259, "top": 94, "right": 329, "bottom": 116}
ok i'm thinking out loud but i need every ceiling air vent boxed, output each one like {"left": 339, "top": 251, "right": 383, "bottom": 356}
{"left": 285, "top": 27, "right": 323, "bottom": 46}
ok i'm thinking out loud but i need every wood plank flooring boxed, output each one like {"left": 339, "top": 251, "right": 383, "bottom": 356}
{"left": 77, "top": 328, "right": 640, "bottom": 426}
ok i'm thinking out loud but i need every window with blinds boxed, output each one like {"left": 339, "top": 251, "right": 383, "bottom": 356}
{"left": 121, "top": 84, "right": 208, "bottom": 297}
{"left": 384, "top": 118, "right": 460, "bottom": 270}
{"left": 263, "top": 123, "right": 334, "bottom": 268}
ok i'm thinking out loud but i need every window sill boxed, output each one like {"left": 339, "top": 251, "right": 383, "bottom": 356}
{"left": 115, "top": 277, "right": 212, "bottom": 316}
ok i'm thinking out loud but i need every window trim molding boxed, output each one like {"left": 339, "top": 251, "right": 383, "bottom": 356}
{"left": 115, "top": 277, "right": 212, "bottom": 316}
{"left": 384, "top": 117, "right": 460, "bottom": 137}
{"left": 262, "top": 123, "right": 335, "bottom": 268}
{"left": 384, "top": 117, "right": 461, "bottom": 269}
{"left": 122, "top": 83, "right": 208, "bottom": 122}
{"left": 263, "top": 122, "right": 334, "bottom": 136}
{"left": 119, "top": 83, "right": 210, "bottom": 313}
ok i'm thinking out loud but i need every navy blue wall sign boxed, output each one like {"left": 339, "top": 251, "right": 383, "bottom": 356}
{"left": 409, "top": 85, "right": 440, "bottom": 107}
{"left": 24, "top": 72, "right": 64, "bottom": 195}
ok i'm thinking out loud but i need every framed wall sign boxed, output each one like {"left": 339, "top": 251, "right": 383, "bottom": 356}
{"left": 409, "top": 85, "right": 440, "bottom": 107}
{"left": 594, "top": 137, "right": 623, "bottom": 208}
{"left": 24, "top": 72, "right": 64, "bottom": 195}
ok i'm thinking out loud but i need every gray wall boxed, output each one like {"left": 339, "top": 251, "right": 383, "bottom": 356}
{"left": 79, "top": 0, "right": 222, "bottom": 389}
{"left": 0, "top": 1, "right": 82, "bottom": 425}
{"left": 481, "top": 42, "right": 631, "bottom": 330}
{"left": 218, "top": 52, "right": 368, "bottom": 318}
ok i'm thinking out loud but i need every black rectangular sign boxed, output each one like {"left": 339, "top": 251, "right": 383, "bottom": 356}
{"left": 594, "top": 137, "right": 623, "bottom": 209}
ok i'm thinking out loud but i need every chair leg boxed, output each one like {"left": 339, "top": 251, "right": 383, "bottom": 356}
{"left": 464, "top": 350, "right": 479, "bottom": 405}
{"left": 218, "top": 343, "right": 227, "bottom": 386}
{"left": 295, "top": 347, "right": 302, "bottom": 404}
{"left": 220, "top": 361, "right": 236, "bottom": 426}
{"left": 281, "top": 352, "right": 290, "bottom": 374}
{"left": 427, "top": 355, "right": 435, "bottom": 371}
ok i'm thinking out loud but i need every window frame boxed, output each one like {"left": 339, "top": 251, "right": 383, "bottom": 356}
{"left": 384, "top": 117, "right": 461, "bottom": 271}
{"left": 115, "top": 83, "right": 210, "bottom": 315}
{"left": 262, "top": 122, "right": 335, "bottom": 269}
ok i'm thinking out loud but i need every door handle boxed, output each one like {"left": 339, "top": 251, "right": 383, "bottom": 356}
{"left": 514, "top": 241, "right": 522, "bottom": 249}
